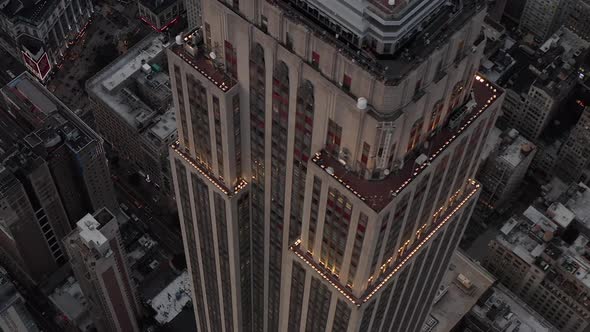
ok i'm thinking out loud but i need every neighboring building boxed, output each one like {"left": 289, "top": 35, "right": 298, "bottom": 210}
{"left": 498, "top": 28, "right": 588, "bottom": 141}
{"left": 484, "top": 190, "right": 590, "bottom": 332}
{"left": 460, "top": 284, "right": 557, "bottom": 332}
{"left": 138, "top": 0, "right": 185, "bottom": 32}
{"left": 1, "top": 73, "right": 118, "bottom": 221}
{"left": 49, "top": 276, "right": 94, "bottom": 332}
{"left": 149, "top": 270, "right": 191, "bottom": 325}
{"left": 564, "top": 0, "right": 590, "bottom": 41}
{"left": 64, "top": 208, "right": 141, "bottom": 332}
{"left": 0, "top": 47, "right": 26, "bottom": 86}
{"left": 520, "top": 0, "right": 569, "bottom": 40}
{"left": 478, "top": 128, "right": 537, "bottom": 212}
{"left": 0, "top": 150, "right": 70, "bottom": 286}
{"left": 504, "top": 0, "right": 528, "bottom": 24}
{"left": 169, "top": 0, "right": 504, "bottom": 331}
{"left": 142, "top": 107, "right": 177, "bottom": 192}
{"left": 184, "top": 0, "right": 200, "bottom": 29}
{"left": 487, "top": 0, "right": 509, "bottom": 22}
{"left": 0, "top": 266, "right": 40, "bottom": 332}
{"left": 532, "top": 139, "right": 562, "bottom": 178}
{"left": 87, "top": 34, "right": 176, "bottom": 193}
{"left": 0, "top": 0, "right": 94, "bottom": 81}
{"left": 423, "top": 251, "right": 496, "bottom": 332}
{"left": 555, "top": 107, "right": 590, "bottom": 183}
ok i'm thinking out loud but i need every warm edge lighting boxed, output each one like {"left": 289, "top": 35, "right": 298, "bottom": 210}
{"left": 172, "top": 145, "right": 248, "bottom": 197}
{"left": 174, "top": 48, "right": 232, "bottom": 92}
{"left": 290, "top": 182, "right": 480, "bottom": 306}
{"left": 313, "top": 75, "right": 498, "bottom": 209}
{"left": 362, "top": 183, "right": 480, "bottom": 303}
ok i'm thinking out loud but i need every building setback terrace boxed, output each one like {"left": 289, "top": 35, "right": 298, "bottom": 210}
{"left": 271, "top": 0, "right": 485, "bottom": 84}
{"left": 290, "top": 181, "right": 480, "bottom": 307}
{"left": 171, "top": 31, "right": 236, "bottom": 92}
{"left": 171, "top": 143, "right": 247, "bottom": 196}
{"left": 313, "top": 74, "right": 499, "bottom": 211}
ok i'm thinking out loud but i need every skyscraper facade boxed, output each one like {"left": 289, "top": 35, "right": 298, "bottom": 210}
{"left": 0, "top": 73, "right": 118, "bottom": 286}
{"left": 169, "top": 0, "right": 504, "bottom": 331}
{"left": 64, "top": 208, "right": 141, "bottom": 332}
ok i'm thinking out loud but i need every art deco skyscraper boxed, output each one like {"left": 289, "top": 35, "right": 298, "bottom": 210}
{"left": 168, "top": 0, "right": 504, "bottom": 331}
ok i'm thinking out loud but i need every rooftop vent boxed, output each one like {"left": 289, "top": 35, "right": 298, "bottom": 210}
{"left": 357, "top": 97, "right": 368, "bottom": 110}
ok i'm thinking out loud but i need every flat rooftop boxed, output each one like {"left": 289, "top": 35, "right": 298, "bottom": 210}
{"left": 149, "top": 270, "right": 191, "bottom": 324}
{"left": 49, "top": 277, "right": 93, "bottom": 331}
{"left": 147, "top": 107, "right": 177, "bottom": 142}
{"left": 171, "top": 31, "right": 236, "bottom": 92}
{"left": 497, "top": 130, "right": 535, "bottom": 167}
{"left": 2, "top": 73, "right": 98, "bottom": 153}
{"left": 499, "top": 28, "right": 589, "bottom": 97}
{"left": 87, "top": 34, "right": 170, "bottom": 129}
{"left": 471, "top": 285, "right": 556, "bottom": 332}
{"left": 313, "top": 74, "right": 500, "bottom": 211}
{"left": 425, "top": 251, "right": 495, "bottom": 332}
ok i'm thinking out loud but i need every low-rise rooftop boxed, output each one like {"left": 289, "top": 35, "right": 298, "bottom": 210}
{"left": 496, "top": 129, "right": 536, "bottom": 168}
{"left": 425, "top": 251, "right": 495, "bottom": 332}
{"left": 498, "top": 28, "right": 589, "bottom": 98}
{"left": 149, "top": 270, "right": 191, "bottom": 324}
{"left": 146, "top": 107, "right": 177, "bottom": 143}
{"left": 470, "top": 285, "right": 556, "bottom": 332}
{"left": 49, "top": 276, "right": 93, "bottom": 331}
{"left": 87, "top": 33, "right": 171, "bottom": 130}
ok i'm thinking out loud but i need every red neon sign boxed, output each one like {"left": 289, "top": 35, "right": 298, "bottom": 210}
{"left": 22, "top": 51, "right": 52, "bottom": 81}
{"left": 140, "top": 15, "right": 179, "bottom": 32}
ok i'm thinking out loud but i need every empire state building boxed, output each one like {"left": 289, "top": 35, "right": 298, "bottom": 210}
{"left": 168, "top": 0, "right": 503, "bottom": 330}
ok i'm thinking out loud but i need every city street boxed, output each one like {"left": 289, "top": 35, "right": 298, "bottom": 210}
{"left": 49, "top": 0, "right": 150, "bottom": 112}
{"left": 114, "top": 177, "right": 184, "bottom": 255}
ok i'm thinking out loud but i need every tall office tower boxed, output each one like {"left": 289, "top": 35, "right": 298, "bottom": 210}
{"left": 1, "top": 73, "right": 118, "bottom": 222}
{"left": 520, "top": 0, "right": 571, "bottom": 40}
{"left": 0, "top": 163, "right": 66, "bottom": 286}
{"left": 64, "top": 208, "right": 141, "bottom": 332}
{"left": 555, "top": 107, "right": 590, "bottom": 183}
{"left": 488, "top": 0, "right": 509, "bottom": 22}
{"left": 168, "top": 0, "right": 503, "bottom": 331}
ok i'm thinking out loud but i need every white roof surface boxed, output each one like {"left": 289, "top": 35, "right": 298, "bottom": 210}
{"left": 522, "top": 206, "right": 556, "bottom": 232}
{"left": 77, "top": 214, "right": 107, "bottom": 249}
{"left": 150, "top": 271, "right": 191, "bottom": 324}
{"left": 547, "top": 202, "right": 575, "bottom": 228}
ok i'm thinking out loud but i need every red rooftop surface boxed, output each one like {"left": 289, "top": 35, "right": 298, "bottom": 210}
{"left": 171, "top": 41, "right": 236, "bottom": 92}
{"left": 313, "top": 75, "right": 501, "bottom": 211}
